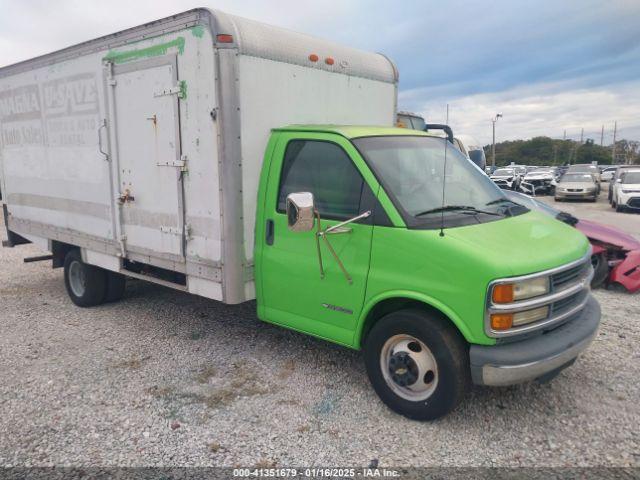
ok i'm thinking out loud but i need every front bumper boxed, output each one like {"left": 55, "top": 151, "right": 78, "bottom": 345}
{"left": 555, "top": 190, "right": 597, "bottom": 199}
{"left": 470, "top": 295, "right": 600, "bottom": 386}
{"left": 492, "top": 179, "right": 514, "bottom": 189}
{"left": 619, "top": 194, "right": 640, "bottom": 209}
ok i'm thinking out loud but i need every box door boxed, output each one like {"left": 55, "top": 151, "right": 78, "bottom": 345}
{"left": 110, "top": 57, "right": 185, "bottom": 260}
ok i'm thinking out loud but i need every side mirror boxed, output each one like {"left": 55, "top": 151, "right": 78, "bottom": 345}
{"left": 286, "top": 192, "right": 315, "bottom": 232}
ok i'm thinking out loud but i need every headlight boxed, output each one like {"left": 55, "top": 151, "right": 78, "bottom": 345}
{"left": 491, "top": 276, "right": 550, "bottom": 303}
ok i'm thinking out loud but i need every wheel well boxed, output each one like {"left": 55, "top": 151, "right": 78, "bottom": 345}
{"left": 359, "top": 297, "right": 462, "bottom": 348}
{"left": 51, "top": 241, "right": 77, "bottom": 269}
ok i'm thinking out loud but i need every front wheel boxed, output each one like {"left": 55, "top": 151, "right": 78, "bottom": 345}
{"left": 364, "top": 309, "right": 469, "bottom": 421}
{"left": 590, "top": 253, "right": 609, "bottom": 289}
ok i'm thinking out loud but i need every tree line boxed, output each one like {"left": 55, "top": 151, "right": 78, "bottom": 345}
{"left": 483, "top": 137, "right": 640, "bottom": 166}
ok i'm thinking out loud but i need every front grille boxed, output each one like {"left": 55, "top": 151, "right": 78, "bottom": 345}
{"left": 551, "top": 290, "right": 586, "bottom": 316}
{"left": 552, "top": 261, "right": 588, "bottom": 290}
{"left": 567, "top": 188, "right": 583, "bottom": 192}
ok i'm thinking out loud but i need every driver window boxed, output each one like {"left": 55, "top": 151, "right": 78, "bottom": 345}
{"left": 277, "top": 140, "right": 365, "bottom": 220}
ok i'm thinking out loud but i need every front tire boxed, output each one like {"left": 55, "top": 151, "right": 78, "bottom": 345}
{"left": 590, "top": 253, "right": 609, "bottom": 289}
{"left": 364, "top": 309, "right": 469, "bottom": 421}
{"left": 63, "top": 250, "right": 107, "bottom": 307}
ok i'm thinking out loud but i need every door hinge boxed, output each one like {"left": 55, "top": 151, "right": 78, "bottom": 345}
{"left": 157, "top": 155, "right": 187, "bottom": 170}
{"left": 154, "top": 86, "right": 185, "bottom": 99}
{"left": 160, "top": 225, "right": 191, "bottom": 238}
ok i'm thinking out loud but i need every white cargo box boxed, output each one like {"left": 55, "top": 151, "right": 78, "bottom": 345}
{"left": 0, "top": 8, "right": 398, "bottom": 303}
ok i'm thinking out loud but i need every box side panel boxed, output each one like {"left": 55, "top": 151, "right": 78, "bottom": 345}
{"left": 0, "top": 24, "right": 224, "bottom": 301}
{"left": 237, "top": 55, "right": 396, "bottom": 262}
{"left": 0, "top": 54, "right": 113, "bottom": 240}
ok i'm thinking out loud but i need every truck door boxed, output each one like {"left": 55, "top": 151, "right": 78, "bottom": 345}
{"left": 259, "top": 133, "right": 377, "bottom": 346}
{"left": 108, "top": 56, "right": 185, "bottom": 261}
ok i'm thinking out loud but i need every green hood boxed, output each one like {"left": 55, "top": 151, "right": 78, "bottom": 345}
{"left": 445, "top": 210, "right": 590, "bottom": 278}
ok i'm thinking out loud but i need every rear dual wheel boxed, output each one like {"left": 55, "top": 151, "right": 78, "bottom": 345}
{"left": 63, "top": 250, "right": 126, "bottom": 307}
{"left": 364, "top": 309, "right": 469, "bottom": 421}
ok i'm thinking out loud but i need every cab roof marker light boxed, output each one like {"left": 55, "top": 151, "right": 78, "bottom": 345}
{"left": 216, "top": 34, "right": 233, "bottom": 43}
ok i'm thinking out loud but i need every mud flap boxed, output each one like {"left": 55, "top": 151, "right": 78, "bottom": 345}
{"left": 2, "top": 204, "right": 31, "bottom": 248}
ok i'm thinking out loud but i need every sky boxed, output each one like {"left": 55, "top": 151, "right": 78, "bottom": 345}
{"left": 0, "top": 0, "right": 638, "bottom": 145}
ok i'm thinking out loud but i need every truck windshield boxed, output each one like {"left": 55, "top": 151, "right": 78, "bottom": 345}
{"left": 353, "top": 136, "right": 517, "bottom": 228}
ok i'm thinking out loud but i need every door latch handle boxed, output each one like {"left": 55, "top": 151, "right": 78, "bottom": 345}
{"left": 117, "top": 189, "right": 135, "bottom": 204}
{"left": 97, "top": 119, "right": 109, "bottom": 161}
{"left": 265, "top": 219, "right": 274, "bottom": 245}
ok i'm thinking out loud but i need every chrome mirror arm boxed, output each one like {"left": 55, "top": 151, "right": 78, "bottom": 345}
{"left": 314, "top": 210, "right": 371, "bottom": 285}
{"left": 319, "top": 210, "right": 371, "bottom": 236}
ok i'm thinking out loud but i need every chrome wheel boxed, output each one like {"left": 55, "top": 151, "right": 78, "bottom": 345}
{"left": 68, "top": 260, "right": 86, "bottom": 298}
{"left": 380, "top": 334, "right": 438, "bottom": 401}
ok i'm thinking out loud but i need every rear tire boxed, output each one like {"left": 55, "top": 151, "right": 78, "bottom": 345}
{"left": 364, "top": 309, "right": 470, "bottom": 421}
{"left": 63, "top": 250, "right": 107, "bottom": 307}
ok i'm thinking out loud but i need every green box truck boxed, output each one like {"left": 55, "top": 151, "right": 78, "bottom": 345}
{"left": 1, "top": 9, "right": 600, "bottom": 420}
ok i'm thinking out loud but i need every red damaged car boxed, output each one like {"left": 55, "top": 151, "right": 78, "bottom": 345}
{"left": 505, "top": 190, "right": 640, "bottom": 293}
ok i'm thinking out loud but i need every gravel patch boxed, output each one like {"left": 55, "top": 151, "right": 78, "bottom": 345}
{"left": 0, "top": 207, "right": 638, "bottom": 468}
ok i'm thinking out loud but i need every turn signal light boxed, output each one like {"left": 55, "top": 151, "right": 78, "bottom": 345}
{"left": 309, "top": 54, "right": 319, "bottom": 62}
{"left": 325, "top": 57, "right": 335, "bottom": 65}
{"left": 216, "top": 34, "right": 234, "bottom": 43}
{"left": 490, "top": 313, "right": 513, "bottom": 330}
{"left": 492, "top": 284, "right": 514, "bottom": 303}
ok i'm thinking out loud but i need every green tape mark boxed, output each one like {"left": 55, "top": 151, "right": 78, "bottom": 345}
{"left": 191, "top": 25, "right": 204, "bottom": 38}
{"left": 179, "top": 80, "right": 187, "bottom": 100}
{"left": 104, "top": 36, "right": 185, "bottom": 64}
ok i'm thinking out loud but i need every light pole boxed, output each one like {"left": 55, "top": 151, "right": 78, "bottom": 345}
{"left": 491, "top": 113, "right": 502, "bottom": 167}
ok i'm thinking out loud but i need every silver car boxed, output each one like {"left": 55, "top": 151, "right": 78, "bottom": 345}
{"left": 555, "top": 173, "right": 598, "bottom": 202}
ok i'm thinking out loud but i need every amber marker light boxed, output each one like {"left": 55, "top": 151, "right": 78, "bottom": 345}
{"left": 490, "top": 313, "right": 513, "bottom": 330}
{"left": 492, "top": 284, "right": 514, "bottom": 304}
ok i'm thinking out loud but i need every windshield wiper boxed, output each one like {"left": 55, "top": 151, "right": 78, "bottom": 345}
{"left": 415, "top": 205, "right": 502, "bottom": 217}
{"left": 486, "top": 198, "right": 518, "bottom": 206}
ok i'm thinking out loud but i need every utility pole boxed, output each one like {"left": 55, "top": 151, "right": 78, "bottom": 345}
{"left": 600, "top": 125, "right": 604, "bottom": 146}
{"left": 563, "top": 130, "right": 566, "bottom": 140}
{"left": 491, "top": 113, "right": 502, "bottom": 167}
{"left": 612, "top": 121, "right": 617, "bottom": 164}
{"left": 580, "top": 128, "right": 584, "bottom": 144}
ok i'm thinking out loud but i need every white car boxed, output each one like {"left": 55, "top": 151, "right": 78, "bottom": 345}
{"left": 519, "top": 168, "right": 556, "bottom": 195}
{"left": 611, "top": 169, "right": 640, "bottom": 212}
{"left": 490, "top": 167, "right": 518, "bottom": 189}
{"left": 601, "top": 167, "right": 617, "bottom": 182}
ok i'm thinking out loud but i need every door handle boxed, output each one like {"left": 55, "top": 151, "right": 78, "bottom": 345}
{"left": 265, "top": 219, "right": 274, "bottom": 245}
{"left": 98, "top": 119, "right": 109, "bottom": 161}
